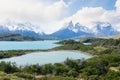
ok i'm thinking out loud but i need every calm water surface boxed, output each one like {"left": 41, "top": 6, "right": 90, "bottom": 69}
{"left": 0, "top": 40, "right": 60, "bottom": 51}
{"left": 0, "top": 40, "right": 92, "bottom": 66}
{"left": 0, "top": 51, "right": 92, "bottom": 66}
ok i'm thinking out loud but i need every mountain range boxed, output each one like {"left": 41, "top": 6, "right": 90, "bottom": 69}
{"left": 0, "top": 21, "right": 118, "bottom": 39}
{"left": 0, "top": 22, "right": 45, "bottom": 37}
{"left": 49, "top": 21, "right": 117, "bottom": 39}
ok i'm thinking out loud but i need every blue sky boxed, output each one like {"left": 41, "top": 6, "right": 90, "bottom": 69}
{"left": 50, "top": 0, "right": 116, "bottom": 10}
{"left": 66, "top": 0, "right": 116, "bottom": 16}
{"left": 0, "top": 0, "right": 120, "bottom": 33}
{"left": 46, "top": 0, "right": 117, "bottom": 18}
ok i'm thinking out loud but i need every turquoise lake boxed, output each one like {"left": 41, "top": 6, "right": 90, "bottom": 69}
{"left": 0, "top": 40, "right": 60, "bottom": 51}
{"left": 0, "top": 51, "right": 92, "bottom": 66}
{"left": 0, "top": 40, "right": 92, "bottom": 66}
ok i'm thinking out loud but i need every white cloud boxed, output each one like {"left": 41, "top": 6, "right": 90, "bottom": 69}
{"left": 0, "top": 0, "right": 68, "bottom": 33}
{"left": 115, "top": 0, "right": 120, "bottom": 10}
{"left": 64, "top": 7, "right": 106, "bottom": 27}
{"left": 0, "top": 0, "right": 68, "bottom": 21}
{"left": 60, "top": 0, "right": 120, "bottom": 32}
{"left": 0, "top": 0, "right": 120, "bottom": 34}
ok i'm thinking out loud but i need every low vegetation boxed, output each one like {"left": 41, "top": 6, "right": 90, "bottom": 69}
{"left": 0, "top": 34, "right": 36, "bottom": 41}
{"left": 0, "top": 34, "right": 59, "bottom": 41}
{"left": 0, "top": 50, "right": 48, "bottom": 59}
{"left": 0, "top": 54, "right": 119, "bottom": 80}
{"left": 0, "top": 38, "right": 120, "bottom": 79}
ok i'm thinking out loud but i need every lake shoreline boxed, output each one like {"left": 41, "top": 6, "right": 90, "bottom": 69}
{"left": 0, "top": 49, "right": 93, "bottom": 60}
{"left": 0, "top": 50, "right": 92, "bottom": 66}
{"left": 0, "top": 40, "right": 93, "bottom": 65}
{"left": 0, "top": 40, "right": 61, "bottom": 51}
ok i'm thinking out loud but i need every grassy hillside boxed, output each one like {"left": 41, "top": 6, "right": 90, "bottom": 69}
{"left": 101, "top": 33, "right": 120, "bottom": 39}
{"left": 112, "top": 33, "right": 120, "bottom": 39}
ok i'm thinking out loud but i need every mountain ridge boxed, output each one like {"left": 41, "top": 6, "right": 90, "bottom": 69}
{"left": 49, "top": 21, "right": 118, "bottom": 39}
{"left": 0, "top": 22, "right": 45, "bottom": 37}
{"left": 0, "top": 21, "right": 118, "bottom": 39}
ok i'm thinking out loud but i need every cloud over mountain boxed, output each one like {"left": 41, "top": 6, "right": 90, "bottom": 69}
{"left": 0, "top": 0, "right": 68, "bottom": 33}
{"left": 0, "top": 0, "right": 120, "bottom": 34}
{"left": 62, "top": 0, "right": 120, "bottom": 32}
{"left": 0, "top": 0, "right": 68, "bottom": 22}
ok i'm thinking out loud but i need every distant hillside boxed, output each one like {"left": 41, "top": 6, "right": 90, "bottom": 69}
{"left": 0, "top": 34, "right": 36, "bottom": 41}
{"left": 111, "top": 33, "right": 120, "bottom": 39}
{"left": 101, "top": 33, "right": 120, "bottom": 39}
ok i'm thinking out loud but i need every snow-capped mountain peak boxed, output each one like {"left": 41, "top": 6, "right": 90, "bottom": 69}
{"left": 75, "top": 23, "right": 89, "bottom": 32}
{"left": 61, "top": 21, "right": 89, "bottom": 33}
{"left": 1, "top": 21, "right": 44, "bottom": 34}
{"left": 0, "top": 21, "right": 45, "bottom": 36}
{"left": 67, "top": 21, "right": 77, "bottom": 32}
{"left": 94, "top": 22, "right": 117, "bottom": 36}
{"left": 50, "top": 21, "right": 118, "bottom": 39}
{"left": 60, "top": 21, "right": 74, "bottom": 30}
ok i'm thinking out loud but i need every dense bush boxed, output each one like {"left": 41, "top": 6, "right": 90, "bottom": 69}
{"left": 0, "top": 62, "right": 20, "bottom": 73}
{"left": 0, "top": 50, "right": 26, "bottom": 59}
